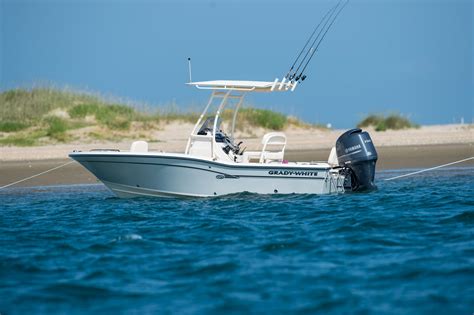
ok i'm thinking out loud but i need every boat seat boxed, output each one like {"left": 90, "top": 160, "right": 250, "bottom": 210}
{"left": 130, "top": 141, "right": 148, "bottom": 153}
{"left": 242, "top": 132, "right": 286, "bottom": 163}
{"left": 188, "top": 134, "right": 233, "bottom": 161}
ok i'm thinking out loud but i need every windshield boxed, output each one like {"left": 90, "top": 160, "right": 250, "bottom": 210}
{"left": 197, "top": 117, "right": 222, "bottom": 135}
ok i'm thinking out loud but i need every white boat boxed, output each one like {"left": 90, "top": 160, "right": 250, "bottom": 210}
{"left": 69, "top": 79, "right": 378, "bottom": 198}
{"left": 69, "top": 0, "right": 377, "bottom": 198}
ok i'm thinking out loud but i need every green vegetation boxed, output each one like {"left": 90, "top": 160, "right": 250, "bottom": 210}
{"left": 68, "top": 103, "right": 101, "bottom": 118}
{"left": 0, "top": 87, "right": 316, "bottom": 146}
{"left": 357, "top": 113, "right": 418, "bottom": 131}
{"left": 44, "top": 116, "right": 68, "bottom": 141}
{"left": 0, "top": 121, "right": 28, "bottom": 132}
{"left": 1, "top": 88, "right": 99, "bottom": 123}
{"left": 0, "top": 134, "right": 38, "bottom": 146}
{"left": 68, "top": 103, "right": 135, "bottom": 129}
{"left": 0, "top": 130, "right": 46, "bottom": 146}
{"left": 239, "top": 108, "right": 287, "bottom": 130}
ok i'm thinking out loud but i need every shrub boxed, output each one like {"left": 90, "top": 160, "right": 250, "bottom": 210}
{"left": 95, "top": 104, "right": 134, "bottom": 130}
{"left": 69, "top": 103, "right": 134, "bottom": 130}
{"left": 384, "top": 114, "right": 413, "bottom": 130}
{"left": 0, "top": 130, "right": 46, "bottom": 146}
{"left": 357, "top": 114, "right": 384, "bottom": 129}
{"left": 0, "top": 88, "right": 100, "bottom": 122}
{"left": 375, "top": 121, "right": 387, "bottom": 132}
{"left": 239, "top": 108, "right": 287, "bottom": 130}
{"left": 0, "top": 135, "right": 37, "bottom": 146}
{"left": 101, "top": 116, "right": 130, "bottom": 130}
{"left": 0, "top": 121, "right": 29, "bottom": 132}
{"left": 357, "top": 113, "right": 416, "bottom": 131}
{"left": 45, "top": 116, "right": 68, "bottom": 141}
{"left": 68, "top": 103, "right": 101, "bottom": 118}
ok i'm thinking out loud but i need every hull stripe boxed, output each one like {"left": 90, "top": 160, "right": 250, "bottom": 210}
{"left": 78, "top": 160, "right": 328, "bottom": 180}
{"left": 70, "top": 153, "right": 331, "bottom": 171}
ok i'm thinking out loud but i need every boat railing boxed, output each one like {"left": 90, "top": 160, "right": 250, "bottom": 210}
{"left": 195, "top": 85, "right": 256, "bottom": 92}
{"left": 185, "top": 90, "right": 246, "bottom": 160}
{"left": 185, "top": 79, "right": 297, "bottom": 160}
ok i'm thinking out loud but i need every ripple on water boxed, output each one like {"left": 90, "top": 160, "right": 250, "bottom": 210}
{"left": 0, "top": 168, "right": 473, "bottom": 314}
{"left": 113, "top": 233, "right": 143, "bottom": 241}
{"left": 440, "top": 211, "right": 474, "bottom": 224}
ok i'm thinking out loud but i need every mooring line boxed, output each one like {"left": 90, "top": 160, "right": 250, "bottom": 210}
{"left": 0, "top": 160, "right": 75, "bottom": 190}
{"left": 384, "top": 157, "right": 474, "bottom": 181}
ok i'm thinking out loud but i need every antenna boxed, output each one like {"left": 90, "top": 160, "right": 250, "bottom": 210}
{"left": 187, "top": 57, "right": 192, "bottom": 83}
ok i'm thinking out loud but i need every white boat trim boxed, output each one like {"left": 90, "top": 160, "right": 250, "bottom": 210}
{"left": 187, "top": 80, "right": 296, "bottom": 92}
{"left": 70, "top": 151, "right": 332, "bottom": 171}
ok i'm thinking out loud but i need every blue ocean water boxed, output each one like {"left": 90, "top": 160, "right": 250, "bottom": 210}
{"left": 1, "top": 168, "right": 473, "bottom": 314}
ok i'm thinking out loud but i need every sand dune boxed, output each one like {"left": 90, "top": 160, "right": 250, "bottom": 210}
{"left": 0, "top": 123, "right": 472, "bottom": 162}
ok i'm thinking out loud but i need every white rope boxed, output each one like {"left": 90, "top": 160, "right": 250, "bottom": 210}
{"left": 0, "top": 160, "right": 75, "bottom": 190}
{"left": 384, "top": 157, "right": 474, "bottom": 181}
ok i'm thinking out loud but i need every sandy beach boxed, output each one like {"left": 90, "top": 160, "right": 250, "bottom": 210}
{"left": 1, "top": 124, "right": 472, "bottom": 188}
{"left": 1, "top": 123, "right": 472, "bottom": 161}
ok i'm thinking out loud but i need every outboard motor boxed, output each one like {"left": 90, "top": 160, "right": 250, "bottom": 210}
{"left": 336, "top": 128, "right": 378, "bottom": 191}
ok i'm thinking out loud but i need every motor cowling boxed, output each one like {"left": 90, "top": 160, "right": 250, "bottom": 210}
{"left": 336, "top": 128, "right": 378, "bottom": 191}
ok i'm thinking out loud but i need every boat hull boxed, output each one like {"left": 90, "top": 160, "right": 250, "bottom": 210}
{"left": 69, "top": 152, "right": 345, "bottom": 198}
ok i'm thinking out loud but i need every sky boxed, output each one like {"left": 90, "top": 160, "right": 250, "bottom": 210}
{"left": 1, "top": 0, "right": 472, "bottom": 128}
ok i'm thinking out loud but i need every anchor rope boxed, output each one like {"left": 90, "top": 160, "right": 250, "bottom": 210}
{"left": 0, "top": 160, "right": 75, "bottom": 190}
{"left": 384, "top": 157, "right": 474, "bottom": 181}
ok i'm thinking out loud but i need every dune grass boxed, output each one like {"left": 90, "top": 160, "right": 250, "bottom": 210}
{"left": 68, "top": 103, "right": 136, "bottom": 130}
{"left": 237, "top": 108, "right": 287, "bottom": 130}
{"left": 0, "top": 87, "right": 315, "bottom": 146}
{"left": 357, "top": 113, "right": 418, "bottom": 131}
{"left": 1, "top": 88, "right": 98, "bottom": 123}
{"left": 44, "top": 116, "right": 69, "bottom": 141}
{"left": 0, "top": 133, "right": 39, "bottom": 146}
{"left": 0, "top": 121, "right": 29, "bottom": 132}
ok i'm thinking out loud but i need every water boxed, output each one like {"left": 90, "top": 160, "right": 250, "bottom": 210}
{"left": 1, "top": 168, "right": 473, "bottom": 314}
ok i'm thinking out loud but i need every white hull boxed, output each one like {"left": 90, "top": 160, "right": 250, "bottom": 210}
{"left": 69, "top": 152, "right": 346, "bottom": 198}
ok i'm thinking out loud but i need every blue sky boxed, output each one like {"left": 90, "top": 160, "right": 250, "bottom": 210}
{"left": 1, "top": 0, "right": 472, "bottom": 128}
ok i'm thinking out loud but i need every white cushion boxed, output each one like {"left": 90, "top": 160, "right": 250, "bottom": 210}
{"left": 328, "top": 146, "right": 338, "bottom": 166}
{"left": 242, "top": 151, "right": 261, "bottom": 163}
{"left": 130, "top": 141, "right": 148, "bottom": 153}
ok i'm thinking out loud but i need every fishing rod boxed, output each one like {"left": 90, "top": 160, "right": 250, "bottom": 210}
{"left": 291, "top": 0, "right": 343, "bottom": 82}
{"left": 295, "top": 0, "right": 349, "bottom": 82}
{"left": 285, "top": 0, "right": 342, "bottom": 81}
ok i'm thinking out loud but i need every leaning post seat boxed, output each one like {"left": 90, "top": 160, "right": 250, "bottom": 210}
{"left": 242, "top": 132, "right": 287, "bottom": 163}
{"left": 260, "top": 132, "right": 287, "bottom": 163}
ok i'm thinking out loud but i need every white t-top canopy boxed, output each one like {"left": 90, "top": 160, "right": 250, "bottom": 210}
{"left": 187, "top": 79, "right": 297, "bottom": 92}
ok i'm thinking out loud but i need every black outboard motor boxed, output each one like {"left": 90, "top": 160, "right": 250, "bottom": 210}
{"left": 336, "top": 128, "right": 378, "bottom": 191}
